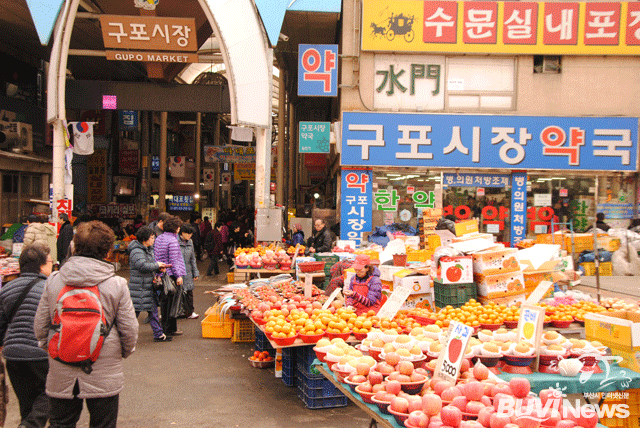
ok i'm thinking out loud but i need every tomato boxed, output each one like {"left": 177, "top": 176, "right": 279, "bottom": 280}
{"left": 260, "top": 351, "right": 269, "bottom": 360}
{"left": 253, "top": 351, "right": 261, "bottom": 359}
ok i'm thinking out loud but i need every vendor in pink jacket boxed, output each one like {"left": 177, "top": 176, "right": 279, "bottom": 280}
{"left": 343, "top": 254, "right": 384, "bottom": 315}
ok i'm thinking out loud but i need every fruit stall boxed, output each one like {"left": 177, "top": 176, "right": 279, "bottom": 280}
{"left": 206, "top": 217, "right": 640, "bottom": 427}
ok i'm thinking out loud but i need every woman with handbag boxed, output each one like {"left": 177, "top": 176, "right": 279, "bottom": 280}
{"left": 127, "top": 226, "right": 170, "bottom": 342}
{"left": 153, "top": 216, "right": 187, "bottom": 337}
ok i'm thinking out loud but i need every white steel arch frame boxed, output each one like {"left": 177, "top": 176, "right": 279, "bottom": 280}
{"left": 47, "top": 0, "right": 273, "bottom": 215}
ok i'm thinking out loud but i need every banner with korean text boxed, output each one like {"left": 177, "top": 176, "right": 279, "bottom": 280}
{"left": 341, "top": 168, "right": 373, "bottom": 246}
{"left": 510, "top": 172, "right": 528, "bottom": 246}
{"left": 341, "top": 112, "right": 638, "bottom": 171}
{"left": 362, "top": 0, "right": 640, "bottom": 55}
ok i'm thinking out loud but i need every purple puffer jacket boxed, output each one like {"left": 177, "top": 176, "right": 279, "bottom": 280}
{"left": 154, "top": 232, "right": 187, "bottom": 278}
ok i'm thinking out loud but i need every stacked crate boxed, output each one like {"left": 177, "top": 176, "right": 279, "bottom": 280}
{"left": 422, "top": 208, "right": 442, "bottom": 258}
{"left": 314, "top": 253, "right": 339, "bottom": 289}
{"left": 281, "top": 348, "right": 296, "bottom": 387}
{"left": 295, "top": 345, "right": 347, "bottom": 409}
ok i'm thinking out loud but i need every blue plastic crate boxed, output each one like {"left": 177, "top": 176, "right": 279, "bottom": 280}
{"left": 254, "top": 327, "right": 274, "bottom": 352}
{"left": 296, "top": 386, "right": 348, "bottom": 409}
{"left": 295, "top": 345, "right": 317, "bottom": 375}
{"left": 282, "top": 370, "right": 295, "bottom": 387}
{"left": 295, "top": 368, "right": 342, "bottom": 399}
{"left": 282, "top": 347, "right": 296, "bottom": 358}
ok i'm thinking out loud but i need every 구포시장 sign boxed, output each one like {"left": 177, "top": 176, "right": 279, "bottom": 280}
{"left": 341, "top": 112, "right": 638, "bottom": 171}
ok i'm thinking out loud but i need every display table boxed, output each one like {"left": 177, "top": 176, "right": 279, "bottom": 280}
{"left": 250, "top": 318, "right": 359, "bottom": 349}
{"left": 234, "top": 267, "right": 295, "bottom": 280}
{"left": 316, "top": 363, "right": 401, "bottom": 428}
{"left": 498, "top": 361, "right": 640, "bottom": 394}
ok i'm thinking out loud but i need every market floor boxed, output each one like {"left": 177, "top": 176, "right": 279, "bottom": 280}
{"left": 4, "top": 259, "right": 371, "bottom": 428}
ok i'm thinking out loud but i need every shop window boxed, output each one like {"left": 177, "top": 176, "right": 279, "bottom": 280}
{"left": 533, "top": 55, "right": 561, "bottom": 74}
{"left": 446, "top": 57, "right": 515, "bottom": 111}
{"left": 2, "top": 174, "right": 17, "bottom": 194}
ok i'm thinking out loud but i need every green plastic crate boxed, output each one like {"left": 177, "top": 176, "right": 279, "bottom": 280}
{"left": 434, "top": 281, "right": 477, "bottom": 309}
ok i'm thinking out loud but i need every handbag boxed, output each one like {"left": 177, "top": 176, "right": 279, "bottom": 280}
{"left": 161, "top": 274, "right": 176, "bottom": 295}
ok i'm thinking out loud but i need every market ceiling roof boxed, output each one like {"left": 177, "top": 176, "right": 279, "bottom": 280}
{"left": 2, "top": 0, "right": 340, "bottom": 87}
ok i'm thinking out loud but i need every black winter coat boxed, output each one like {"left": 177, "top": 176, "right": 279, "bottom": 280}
{"left": 57, "top": 221, "right": 74, "bottom": 264}
{"left": 0, "top": 272, "right": 48, "bottom": 361}
{"left": 127, "top": 240, "right": 161, "bottom": 312}
{"left": 307, "top": 227, "right": 332, "bottom": 253}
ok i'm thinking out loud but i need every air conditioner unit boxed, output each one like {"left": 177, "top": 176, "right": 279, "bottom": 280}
{"left": 0, "top": 122, "right": 33, "bottom": 153}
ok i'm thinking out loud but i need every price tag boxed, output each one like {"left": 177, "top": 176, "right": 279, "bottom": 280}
{"left": 516, "top": 305, "right": 545, "bottom": 370}
{"left": 433, "top": 321, "right": 474, "bottom": 384}
{"left": 376, "top": 286, "right": 412, "bottom": 320}
{"left": 322, "top": 288, "right": 342, "bottom": 310}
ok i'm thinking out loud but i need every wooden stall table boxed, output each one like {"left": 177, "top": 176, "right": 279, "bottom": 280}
{"left": 315, "top": 363, "right": 400, "bottom": 428}
{"left": 233, "top": 267, "right": 295, "bottom": 281}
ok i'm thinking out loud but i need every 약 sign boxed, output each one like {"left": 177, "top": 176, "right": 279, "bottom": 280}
{"left": 298, "top": 44, "right": 338, "bottom": 97}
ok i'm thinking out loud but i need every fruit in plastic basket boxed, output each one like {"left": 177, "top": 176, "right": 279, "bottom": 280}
{"left": 368, "top": 371, "right": 384, "bottom": 385}
{"left": 473, "top": 363, "right": 489, "bottom": 381}
{"left": 464, "top": 381, "right": 485, "bottom": 402}
{"left": 422, "top": 393, "right": 442, "bottom": 416}
{"left": 490, "top": 413, "right": 511, "bottom": 428}
{"left": 478, "top": 406, "right": 495, "bottom": 427}
{"left": 441, "top": 405, "right": 463, "bottom": 428}
{"left": 398, "top": 360, "right": 414, "bottom": 376}
{"left": 386, "top": 380, "right": 402, "bottom": 395}
{"left": 450, "top": 395, "right": 467, "bottom": 411}
{"left": 391, "top": 396, "right": 410, "bottom": 413}
{"left": 356, "top": 362, "right": 370, "bottom": 376}
{"left": 442, "top": 386, "right": 463, "bottom": 402}
{"left": 408, "top": 410, "right": 429, "bottom": 428}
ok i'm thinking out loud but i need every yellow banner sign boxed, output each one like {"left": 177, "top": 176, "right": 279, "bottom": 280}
{"left": 362, "top": 0, "right": 640, "bottom": 55}
{"left": 234, "top": 163, "right": 255, "bottom": 181}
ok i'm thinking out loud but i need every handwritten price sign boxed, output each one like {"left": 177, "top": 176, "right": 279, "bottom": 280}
{"left": 433, "top": 321, "right": 474, "bottom": 384}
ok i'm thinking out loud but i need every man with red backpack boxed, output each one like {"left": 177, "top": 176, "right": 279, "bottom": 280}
{"left": 34, "top": 221, "right": 138, "bottom": 428}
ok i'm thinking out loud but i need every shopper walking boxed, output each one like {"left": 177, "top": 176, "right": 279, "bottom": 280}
{"left": 153, "top": 216, "right": 187, "bottom": 336}
{"left": 34, "top": 221, "right": 138, "bottom": 428}
{"left": 127, "top": 226, "right": 171, "bottom": 342}
{"left": 0, "top": 243, "right": 53, "bottom": 428}
{"left": 57, "top": 213, "right": 74, "bottom": 266}
{"left": 24, "top": 215, "right": 58, "bottom": 263}
{"left": 178, "top": 224, "right": 199, "bottom": 319}
{"left": 189, "top": 213, "right": 202, "bottom": 261}
{"left": 148, "top": 212, "right": 170, "bottom": 238}
{"left": 200, "top": 216, "right": 212, "bottom": 245}
{"left": 204, "top": 222, "right": 224, "bottom": 276}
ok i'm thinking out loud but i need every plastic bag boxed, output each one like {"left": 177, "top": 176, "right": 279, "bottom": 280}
{"left": 161, "top": 274, "right": 176, "bottom": 295}
{"left": 170, "top": 285, "right": 186, "bottom": 319}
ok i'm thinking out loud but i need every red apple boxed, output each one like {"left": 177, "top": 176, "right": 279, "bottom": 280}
{"left": 368, "top": 371, "right": 384, "bottom": 386}
{"left": 408, "top": 411, "right": 430, "bottom": 428}
{"left": 372, "top": 383, "right": 386, "bottom": 393}
{"left": 539, "top": 389, "right": 563, "bottom": 413}
{"left": 416, "top": 368, "right": 430, "bottom": 376}
{"left": 387, "top": 371, "right": 400, "bottom": 381}
{"left": 451, "top": 396, "right": 468, "bottom": 412}
{"left": 441, "top": 405, "right": 463, "bottom": 428}
{"left": 391, "top": 396, "right": 410, "bottom": 413}
{"left": 461, "top": 358, "right": 471, "bottom": 373}
{"left": 398, "top": 360, "right": 415, "bottom": 376}
{"left": 543, "top": 409, "right": 562, "bottom": 427}
{"left": 514, "top": 416, "right": 541, "bottom": 428}
{"left": 480, "top": 396, "right": 492, "bottom": 407}
{"left": 386, "top": 352, "right": 401, "bottom": 366}
{"left": 422, "top": 393, "right": 443, "bottom": 416}
{"left": 429, "top": 420, "right": 444, "bottom": 428}
{"left": 358, "top": 381, "right": 373, "bottom": 392}
{"left": 386, "top": 380, "right": 402, "bottom": 396}
{"left": 478, "top": 406, "right": 495, "bottom": 427}
{"left": 397, "top": 374, "right": 412, "bottom": 383}
{"left": 474, "top": 363, "right": 490, "bottom": 380}
{"left": 442, "top": 386, "right": 464, "bottom": 402}
{"left": 492, "top": 383, "right": 514, "bottom": 397}
{"left": 411, "top": 373, "right": 426, "bottom": 382}
{"left": 464, "top": 381, "right": 485, "bottom": 402}
{"left": 408, "top": 395, "right": 424, "bottom": 413}
{"left": 356, "top": 362, "right": 371, "bottom": 376}
{"left": 348, "top": 374, "right": 367, "bottom": 383}
{"left": 509, "top": 378, "right": 531, "bottom": 399}
{"left": 490, "top": 412, "right": 512, "bottom": 428}
{"left": 377, "top": 362, "right": 395, "bottom": 376}
{"left": 466, "top": 401, "right": 486, "bottom": 416}
{"left": 555, "top": 421, "right": 576, "bottom": 428}
{"left": 434, "top": 381, "right": 455, "bottom": 396}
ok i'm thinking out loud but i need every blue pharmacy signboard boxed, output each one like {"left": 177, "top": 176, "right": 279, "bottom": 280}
{"left": 341, "top": 112, "right": 638, "bottom": 171}
{"left": 510, "top": 172, "right": 528, "bottom": 247}
{"left": 443, "top": 173, "right": 510, "bottom": 187}
{"left": 299, "top": 122, "right": 331, "bottom": 153}
{"left": 151, "top": 156, "right": 160, "bottom": 173}
{"left": 298, "top": 44, "right": 338, "bottom": 97}
{"left": 168, "top": 195, "right": 194, "bottom": 212}
{"left": 340, "top": 168, "right": 373, "bottom": 246}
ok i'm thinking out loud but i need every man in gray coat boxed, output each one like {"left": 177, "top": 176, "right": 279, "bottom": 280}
{"left": 34, "top": 221, "right": 138, "bottom": 428}
{"left": 0, "top": 243, "right": 53, "bottom": 428}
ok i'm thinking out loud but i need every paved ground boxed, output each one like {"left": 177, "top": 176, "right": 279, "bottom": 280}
{"left": 5, "top": 258, "right": 638, "bottom": 427}
{"left": 5, "top": 259, "right": 370, "bottom": 428}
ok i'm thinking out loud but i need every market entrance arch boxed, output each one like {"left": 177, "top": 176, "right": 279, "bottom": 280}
{"left": 47, "top": 0, "right": 273, "bottom": 216}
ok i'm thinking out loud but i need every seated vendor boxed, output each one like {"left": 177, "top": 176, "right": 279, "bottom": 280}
{"left": 343, "top": 254, "right": 384, "bottom": 315}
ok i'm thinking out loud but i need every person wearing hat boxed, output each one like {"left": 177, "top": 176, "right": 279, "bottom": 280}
{"left": 343, "top": 254, "right": 384, "bottom": 315}
{"left": 291, "top": 223, "right": 305, "bottom": 247}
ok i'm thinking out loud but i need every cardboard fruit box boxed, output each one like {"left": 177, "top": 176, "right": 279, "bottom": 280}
{"left": 392, "top": 268, "right": 432, "bottom": 295}
{"left": 474, "top": 270, "right": 525, "bottom": 298}
{"left": 585, "top": 310, "right": 640, "bottom": 351}
{"left": 478, "top": 293, "right": 525, "bottom": 307}
{"left": 431, "top": 255, "right": 473, "bottom": 284}
{"left": 472, "top": 247, "right": 520, "bottom": 276}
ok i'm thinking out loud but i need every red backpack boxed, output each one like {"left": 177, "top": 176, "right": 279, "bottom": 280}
{"left": 48, "top": 281, "right": 112, "bottom": 374}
